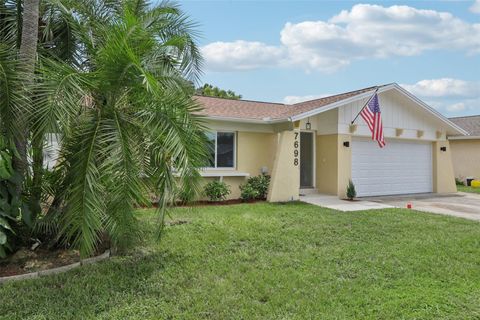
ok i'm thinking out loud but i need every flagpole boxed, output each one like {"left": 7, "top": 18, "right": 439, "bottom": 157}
{"left": 351, "top": 86, "right": 379, "bottom": 125}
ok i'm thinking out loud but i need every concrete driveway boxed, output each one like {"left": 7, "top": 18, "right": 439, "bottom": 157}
{"left": 366, "top": 192, "right": 480, "bottom": 221}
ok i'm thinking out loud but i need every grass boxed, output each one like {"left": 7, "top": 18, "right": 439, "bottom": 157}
{"left": 2, "top": 202, "right": 480, "bottom": 319}
{"left": 457, "top": 184, "right": 480, "bottom": 194}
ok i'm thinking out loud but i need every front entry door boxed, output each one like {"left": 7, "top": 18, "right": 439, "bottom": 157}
{"left": 300, "top": 131, "right": 314, "bottom": 188}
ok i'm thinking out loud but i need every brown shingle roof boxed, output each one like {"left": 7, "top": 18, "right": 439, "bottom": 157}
{"left": 284, "top": 85, "right": 380, "bottom": 118}
{"left": 194, "top": 85, "right": 386, "bottom": 121}
{"left": 194, "top": 96, "right": 289, "bottom": 121}
{"left": 449, "top": 115, "right": 480, "bottom": 136}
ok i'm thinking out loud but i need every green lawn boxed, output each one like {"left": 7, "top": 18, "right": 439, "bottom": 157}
{"left": 457, "top": 185, "right": 480, "bottom": 194}
{"left": 2, "top": 202, "right": 480, "bottom": 319}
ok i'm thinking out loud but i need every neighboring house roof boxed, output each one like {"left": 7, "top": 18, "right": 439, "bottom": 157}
{"left": 449, "top": 115, "right": 480, "bottom": 138}
{"left": 194, "top": 83, "right": 466, "bottom": 135}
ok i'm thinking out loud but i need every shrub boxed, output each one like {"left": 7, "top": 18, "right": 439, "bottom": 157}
{"left": 346, "top": 180, "right": 356, "bottom": 200}
{"left": 203, "top": 180, "right": 231, "bottom": 202}
{"left": 240, "top": 183, "right": 260, "bottom": 201}
{"left": 240, "top": 174, "right": 271, "bottom": 201}
{"left": 455, "top": 177, "right": 465, "bottom": 186}
{"left": 248, "top": 175, "right": 270, "bottom": 199}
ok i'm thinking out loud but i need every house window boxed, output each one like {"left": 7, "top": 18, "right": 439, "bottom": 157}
{"left": 206, "top": 131, "right": 236, "bottom": 168}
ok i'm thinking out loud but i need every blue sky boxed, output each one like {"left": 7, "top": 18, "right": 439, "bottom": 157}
{"left": 180, "top": 0, "right": 480, "bottom": 117}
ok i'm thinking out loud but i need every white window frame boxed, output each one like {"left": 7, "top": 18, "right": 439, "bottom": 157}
{"left": 206, "top": 131, "right": 236, "bottom": 170}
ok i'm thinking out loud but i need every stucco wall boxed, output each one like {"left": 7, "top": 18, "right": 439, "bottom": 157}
{"left": 315, "top": 134, "right": 338, "bottom": 195}
{"left": 432, "top": 140, "right": 457, "bottom": 193}
{"left": 268, "top": 130, "right": 300, "bottom": 202}
{"left": 450, "top": 139, "right": 480, "bottom": 180}
{"left": 314, "top": 134, "right": 352, "bottom": 198}
{"left": 299, "top": 109, "right": 338, "bottom": 135}
{"left": 199, "top": 177, "right": 245, "bottom": 200}
{"left": 199, "top": 131, "right": 277, "bottom": 200}
{"left": 237, "top": 131, "right": 276, "bottom": 176}
{"left": 337, "top": 134, "right": 352, "bottom": 198}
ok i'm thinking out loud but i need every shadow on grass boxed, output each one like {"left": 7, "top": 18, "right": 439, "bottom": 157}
{"left": 1, "top": 248, "right": 187, "bottom": 319}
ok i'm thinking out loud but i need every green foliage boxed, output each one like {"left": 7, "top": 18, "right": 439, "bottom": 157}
{"left": 457, "top": 185, "right": 480, "bottom": 194}
{"left": 203, "top": 180, "right": 230, "bottom": 202}
{"left": 239, "top": 183, "right": 259, "bottom": 201}
{"left": 240, "top": 174, "right": 270, "bottom": 201}
{"left": 346, "top": 180, "right": 356, "bottom": 200}
{"left": 0, "top": 36, "right": 32, "bottom": 257}
{"left": 1, "top": 0, "right": 207, "bottom": 258}
{"left": 196, "top": 83, "right": 242, "bottom": 100}
{"left": 0, "top": 146, "right": 31, "bottom": 258}
{"left": 3, "top": 204, "right": 480, "bottom": 319}
{"left": 455, "top": 177, "right": 465, "bottom": 186}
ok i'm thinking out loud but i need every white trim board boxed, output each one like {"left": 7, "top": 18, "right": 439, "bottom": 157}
{"left": 448, "top": 135, "right": 480, "bottom": 140}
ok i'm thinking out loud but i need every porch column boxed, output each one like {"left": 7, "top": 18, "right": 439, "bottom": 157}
{"left": 267, "top": 129, "right": 300, "bottom": 202}
{"left": 337, "top": 134, "right": 352, "bottom": 199}
{"left": 433, "top": 140, "right": 457, "bottom": 193}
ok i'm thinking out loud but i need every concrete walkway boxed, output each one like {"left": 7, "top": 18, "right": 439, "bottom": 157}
{"left": 367, "top": 192, "right": 480, "bottom": 221}
{"left": 300, "top": 194, "right": 394, "bottom": 212}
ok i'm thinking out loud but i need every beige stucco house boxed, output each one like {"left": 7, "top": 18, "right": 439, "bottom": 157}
{"left": 449, "top": 115, "right": 480, "bottom": 181}
{"left": 195, "top": 83, "right": 466, "bottom": 202}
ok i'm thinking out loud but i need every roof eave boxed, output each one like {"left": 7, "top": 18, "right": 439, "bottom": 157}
{"left": 289, "top": 84, "right": 396, "bottom": 122}
{"left": 205, "top": 115, "right": 288, "bottom": 124}
{"left": 448, "top": 135, "right": 480, "bottom": 140}
{"left": 290, "top": 83, "right": 468, "bottom": 136}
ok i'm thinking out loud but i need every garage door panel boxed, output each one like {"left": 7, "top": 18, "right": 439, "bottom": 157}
{"left": 352, "top": 138, "right": 433, "bottom": 197}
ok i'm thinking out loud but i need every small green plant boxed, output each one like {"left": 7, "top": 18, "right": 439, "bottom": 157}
{"left": 239, "top": 174, "right": 271, "bottom": 201}
{"left": 455, "top": 177, "right": 465, "bottom": 186}
{"left": 346, "top": 180, "right": 356, "bottom": 200}
{"left": 240, "top": 184, "right": 260, "bottom": 201}
{"left": 203, "top": 180, "right": 231, "bottom": 202}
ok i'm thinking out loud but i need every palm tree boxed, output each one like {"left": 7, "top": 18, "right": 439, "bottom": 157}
{"left": 0, "top": 0, "right": 39, "bottom": 257}
{"left": 15, "top": 0, "right": 40, "bottom": 196}
{"left": 0, "top": 0, "right": 208, "bottom": 257}
{"left": 34, "top": 0, "right": 207, "bottom": 256}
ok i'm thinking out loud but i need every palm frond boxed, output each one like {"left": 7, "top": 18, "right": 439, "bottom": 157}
{"left": 58, "top": 111, "right": 107, "bottom": 256}
{"left": 33, "top": 58, "right": 93, "bottom": 136}
{"left": 0, "top": 44, "right": 31, "bottom": 143}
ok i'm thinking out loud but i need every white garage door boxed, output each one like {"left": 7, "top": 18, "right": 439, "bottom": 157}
{"left": 351, "top": 138, "right": 433, "bottom": 197}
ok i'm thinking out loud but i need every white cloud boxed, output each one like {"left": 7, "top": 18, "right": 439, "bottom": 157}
{"left": 402, "top": 78, "right": 480, "bottom": 116}
{"left": 202, "top": 4, "right": 480, "bottom": 72}
{"left": 200, "top": 40, "right": 285, "bottom": 71}
{"left": 401, "top": 78, "right": 480, "bottom": 98}
{"left": 447, "top": 102, "right": 467, "bottom": 112}
{"left": 283, "top": 94, "right": 330, "bottom": 104}
{"left": 471, "top": 0, "right": 480, "bottom": 14}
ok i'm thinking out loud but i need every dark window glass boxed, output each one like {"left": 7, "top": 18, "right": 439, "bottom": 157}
{"left": 206, "top": 132, "right": 216, "bottom": 167}
{"left": 216, "top": 132, "right": 234, "bottom": 167}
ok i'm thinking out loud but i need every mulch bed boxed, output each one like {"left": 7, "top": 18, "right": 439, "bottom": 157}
{"left": 138, "top": 199, "right": 266, "bottom": 208}
{"left": 174, "top": 199, "right": 265, "bottom": 207}
{"left": 0, "top": 248, "right": 81, "bottom": 277}
{"left": 0, "top": 239, "right": 111, "bottom": 277}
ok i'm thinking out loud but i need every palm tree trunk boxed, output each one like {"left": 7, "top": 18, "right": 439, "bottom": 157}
{"left": 30, "top": 133, "right": 44, "bottom": 216}
{"left": 13, "top": 0, "right": 40, "bottom": 195}
{"left": 16, "top": 0, "right": 23, "bottom": 49}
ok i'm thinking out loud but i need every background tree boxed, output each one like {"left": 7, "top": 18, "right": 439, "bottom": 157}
{"left": 195, "top": 83, "right": 242, "bottom": 100}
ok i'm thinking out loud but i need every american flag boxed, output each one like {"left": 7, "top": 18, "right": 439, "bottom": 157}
{"left": 360, "top": 93, "right": 386, "bottom": 148}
